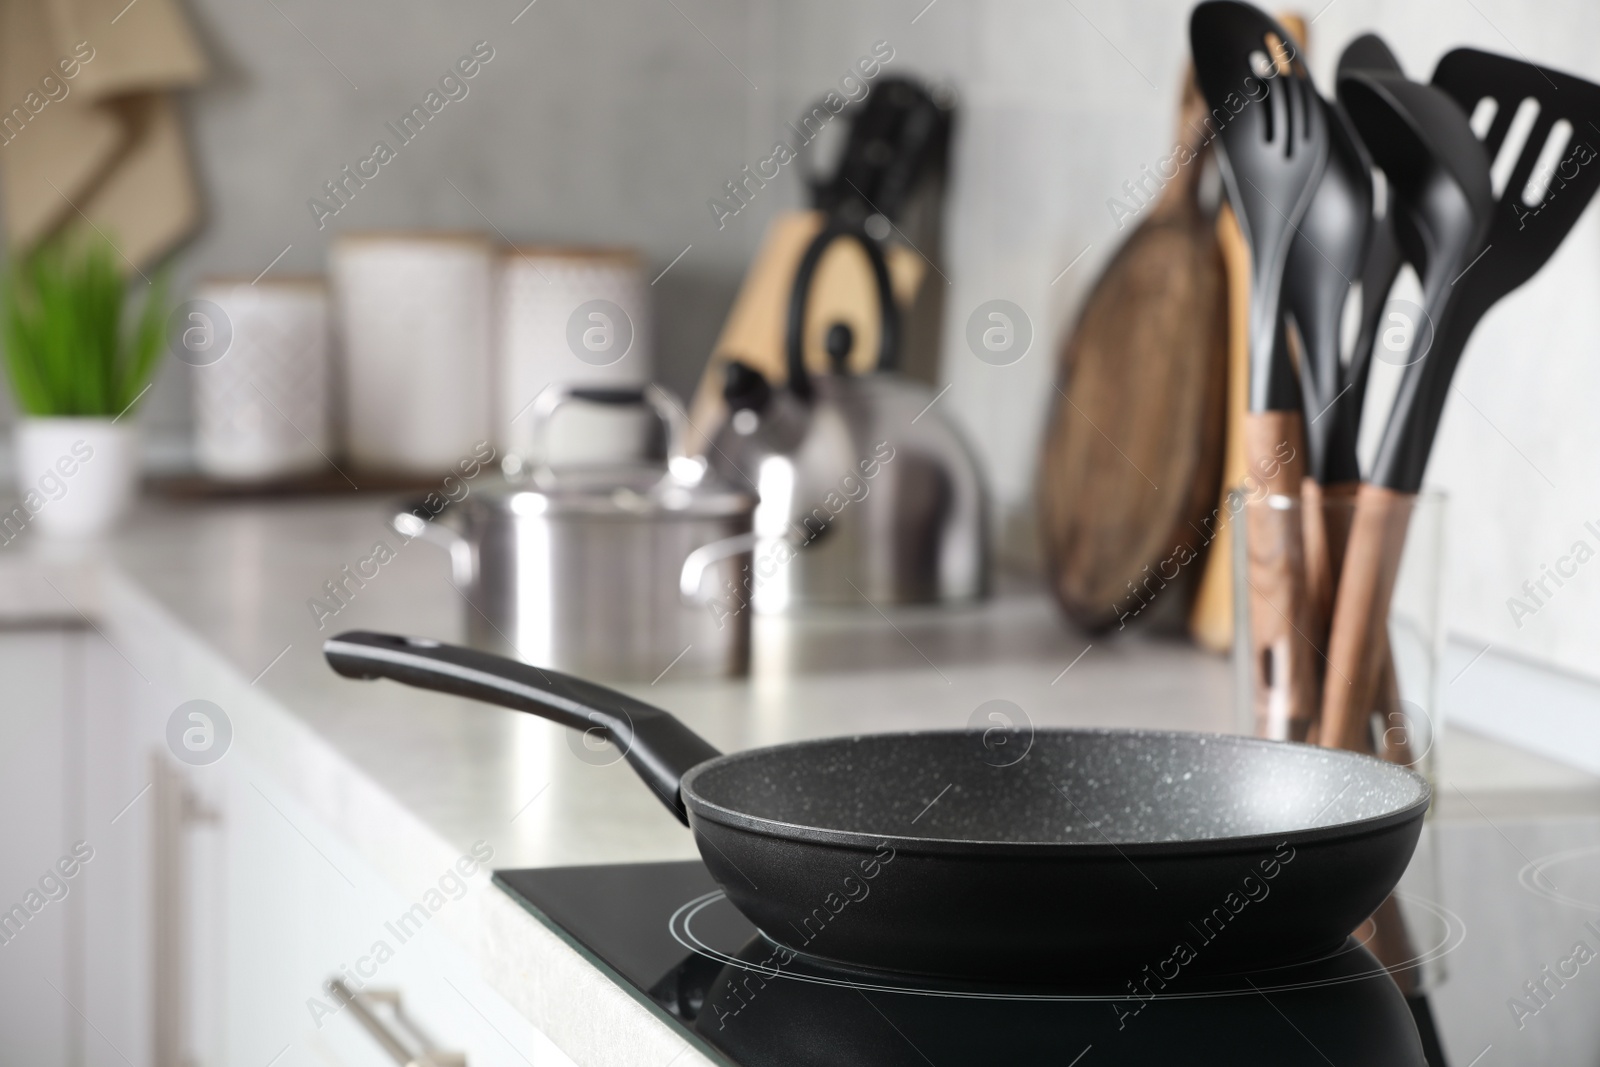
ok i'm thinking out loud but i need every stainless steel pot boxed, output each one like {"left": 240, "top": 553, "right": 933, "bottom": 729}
{"left": 397, "top": 384, "right": 754, "bottom": 681}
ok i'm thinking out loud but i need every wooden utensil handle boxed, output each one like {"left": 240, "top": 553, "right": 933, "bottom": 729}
{"left": 1301, "top": 478, "right": 1358, "bottom": 653}
{"left": 1187, "top": 204, "right": 1254, "bottom": 652}
{"left": 1320, "top": 484, "right": 1416, "bottom": 752}
{"left": 1242, "top": 412, "right": 1318, "bottom": 741}
{"left": 1374, "top": 650, "right": 1419, "bottom": 765}
{"left": 1301, "top": 481, "right": 1418, "bottom": 763}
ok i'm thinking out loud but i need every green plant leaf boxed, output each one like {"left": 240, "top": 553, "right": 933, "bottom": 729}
{"left": 0, "top": 235, "right": 171, "bottom": 417}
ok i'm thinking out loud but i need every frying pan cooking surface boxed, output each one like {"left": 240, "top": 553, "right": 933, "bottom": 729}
{"left": 683, "top": 730, "right": 1426, "bottom": 848}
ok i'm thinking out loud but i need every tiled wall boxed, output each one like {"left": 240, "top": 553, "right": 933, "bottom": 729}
{"left": 3, "top": 0, "right": 1597, "bottom": 686}
{"left": 774, "top": 0, "right": 1600, "bottom": 689}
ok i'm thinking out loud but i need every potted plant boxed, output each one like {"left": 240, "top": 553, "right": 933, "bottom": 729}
{"left": 2, "top": 237, "right": 167, "bottom": 540}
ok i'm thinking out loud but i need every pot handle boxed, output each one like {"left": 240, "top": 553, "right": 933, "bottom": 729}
{"left": 324, "top": 632, "right": 722, "bottom": 825}
{"left": 392, "top": 508, "right": 476, "bottom": 588}
{"left": 679, "top": 523, "right": 828, "bottom": 603}
{"left": 523, "top": 383, "right": 706, "bottom": 484}
{"left": 680, "top": 532, "right": 760, "bottom": 603}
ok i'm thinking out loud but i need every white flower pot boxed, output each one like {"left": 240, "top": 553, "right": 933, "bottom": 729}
{"left": 9, "top": 418, "right": 139, "bottom": 541}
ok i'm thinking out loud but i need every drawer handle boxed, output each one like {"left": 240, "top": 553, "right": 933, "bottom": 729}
{"left": 327, "top": 979, "right": 466, "bottom": 1067}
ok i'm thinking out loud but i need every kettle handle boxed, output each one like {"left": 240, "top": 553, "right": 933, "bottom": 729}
{"left": 784, "top": 222, "right": 901, "bottom": 400}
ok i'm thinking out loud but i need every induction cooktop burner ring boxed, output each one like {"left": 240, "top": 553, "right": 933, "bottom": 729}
{"left": 1519, "top": 842, "right": 1600, "bottom": 910}
{"left": 668, "top": 889, "right": 1467, "bottom": 1002}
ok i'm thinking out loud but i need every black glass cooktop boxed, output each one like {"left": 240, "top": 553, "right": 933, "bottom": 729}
{"left": 495, "top": 860, "right": 1434, "bottom": 1066}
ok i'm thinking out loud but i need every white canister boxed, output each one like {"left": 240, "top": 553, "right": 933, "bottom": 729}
{"left": 11, "top": 418, "right": 138, "bottom": 540}
{"left": 191, "top": 277, "right": 331, "bottom": 481}
{"left": 496, "top": 247, "right": 653, "bottom": 465}
{"left": 332, "top": 233, "right": 494, "bottom": 473}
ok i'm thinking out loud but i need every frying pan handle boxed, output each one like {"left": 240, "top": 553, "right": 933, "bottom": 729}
{"left": 323, "top": 632, "right": 722, "bottom": 825}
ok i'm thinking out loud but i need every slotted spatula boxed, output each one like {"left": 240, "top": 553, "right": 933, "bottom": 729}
{"left": 1191, "top": 0, "right": 1330, "bottom": 741}
{"left": 1321, "top": 54, "right": 1600, "bottom": 757}
{"left": 1427, "top": 48, "right": 1600, "bottom": 460}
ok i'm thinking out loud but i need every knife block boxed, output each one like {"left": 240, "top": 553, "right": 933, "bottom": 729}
{"left": 687, "top": 210, "right": 924, "bottom": 450}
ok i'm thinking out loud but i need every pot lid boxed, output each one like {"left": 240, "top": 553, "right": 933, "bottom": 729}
{"left": 467, "top": 462, "right": 754, "bottom": 519}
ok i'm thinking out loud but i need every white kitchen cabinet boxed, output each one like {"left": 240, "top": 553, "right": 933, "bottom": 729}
{"left": 0, "top": 617, "right": 201, "bottom": 1067}
{"left": 0, "top": 621, "right": 577, "bottom": 1067}
{"left": 81, "top": 624, "right": 166, "bottom": 1067}
{"left": 0, "top": 628, "right": 79, "bottom": 1066}
{"left": 197, "top": 743, "right": 577, "bottom": 1067}
{"left": 0, "top": 622, "right": 163, "bottom": 1067}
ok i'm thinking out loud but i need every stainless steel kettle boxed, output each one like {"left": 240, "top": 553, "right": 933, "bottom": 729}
{"left": 708, "top": 222, "right": 988, "bottom": 609}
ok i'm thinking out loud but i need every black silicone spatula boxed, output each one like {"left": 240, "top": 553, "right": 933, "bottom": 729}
{"left": 1428, "top": 49, "right": 1600, "bottom": 464}
{"left": 1285, "top": 93, "right": 1371, "bottom": 488}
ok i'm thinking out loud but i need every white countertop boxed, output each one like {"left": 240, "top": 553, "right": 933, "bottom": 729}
{"left": 97, "top": 496, "right": 1255, "bottom": 869}
{"left": 3, "top": 494, "right": 1596, "bottom": 1065}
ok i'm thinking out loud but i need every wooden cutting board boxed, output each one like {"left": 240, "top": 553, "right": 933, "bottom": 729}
{"left": 1036, "top": 71, "right": 1229, "bottom": 631}
{"left": 687, "top": 210, "right": 924, "bottom": 445}
{"left": 1186, "top": 203, "right": 1253, "bottom": 650}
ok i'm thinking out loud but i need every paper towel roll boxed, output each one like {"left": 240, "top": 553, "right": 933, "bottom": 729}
{"left": 332, "top": 232, "right": 494, "bottom": 472}
{"left": 191, "top": 277, "right": 330, "bottom": 481}
{"left": 496, "top": 247, "right": 654, "bottom": 465}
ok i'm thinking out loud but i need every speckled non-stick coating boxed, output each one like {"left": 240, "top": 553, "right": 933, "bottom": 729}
{"left": 681, "top": 729, "right": 1428, "bottom": 849}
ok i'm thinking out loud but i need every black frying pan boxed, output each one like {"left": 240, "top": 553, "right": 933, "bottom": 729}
{"left": 325, "top": 631, "right": 1430, "bottom": 983}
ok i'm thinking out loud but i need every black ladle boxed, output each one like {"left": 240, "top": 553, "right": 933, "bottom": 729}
{"left": 1336, "top": 34, "right": 1408, "bottom": 441}
{"left": 1283, "top": 93, "right": 1371, "bottom": 486}
{"left": 1280, "top": 90, "right": 1374, "bottom": 750}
